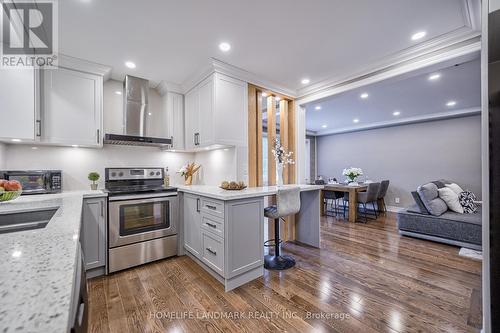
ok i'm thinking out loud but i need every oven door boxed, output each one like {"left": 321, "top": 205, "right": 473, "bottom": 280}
{"left": 108, "top": 193, "right": 178, "bottom": 248}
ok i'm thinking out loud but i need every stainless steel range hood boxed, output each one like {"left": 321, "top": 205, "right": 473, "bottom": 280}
{"left": 104, "top": 75, "right": 172, "bottom": 147}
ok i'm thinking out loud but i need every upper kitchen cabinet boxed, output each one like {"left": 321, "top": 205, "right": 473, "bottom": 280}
{"left": 40, "top": 67, "right": 103, "bottom": 147}
{"left": 0, "top": 69, "right": 38, "bottom": 142}
{"left": 184, "top": 73, "right": 247, "bottom": 150}
{"left": 163, "top": 91, "right": 185, "bottom": 150}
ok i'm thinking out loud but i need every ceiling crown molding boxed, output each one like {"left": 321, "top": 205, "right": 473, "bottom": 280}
{"left": 314, "top": 107, "right": 481, "bottom": 137}
{"left": 58, "top": 54, "right": 112, "bottom": 80}
{"left": 156, "top": 80, "right": 183, "bottom": 96}
{"left": 182, "top": 58, "right": 297, "bottom": 97}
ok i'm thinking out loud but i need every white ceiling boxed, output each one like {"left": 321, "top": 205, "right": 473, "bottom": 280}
{"left": 305, "top": 57, "right": 481, "bottom": 135}
{"left": 58, "top": 0, "right": 479, "bottom": 92}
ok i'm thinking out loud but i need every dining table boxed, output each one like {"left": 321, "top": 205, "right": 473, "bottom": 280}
{"left": 321, "top": 183, "right": 368, "bottom": 223}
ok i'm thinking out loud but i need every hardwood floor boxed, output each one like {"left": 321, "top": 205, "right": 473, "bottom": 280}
{"left": 88, "top": 212, "right": 482, "bottom": 333}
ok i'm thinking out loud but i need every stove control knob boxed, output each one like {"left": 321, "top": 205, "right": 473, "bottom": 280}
{"left": 156, "top": 171, "right": 161, "bottom": 176}
{"left": 118, "top": 172, "right": 124, "bottom": 177}
{"left": 150, "top": 171, "right": 155, "bottom": 176}
{"left": 111, "top": 172, "right": 116, "bottom": 177}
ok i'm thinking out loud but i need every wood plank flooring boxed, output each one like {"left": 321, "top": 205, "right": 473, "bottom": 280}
{"left": 88, "top": 212, "right": 482, "bottom": 333}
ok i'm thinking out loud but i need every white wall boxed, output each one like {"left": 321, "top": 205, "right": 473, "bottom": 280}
{"left": 316, "top": 116, "right": 482, "bottom": 208}
{"left": 0, "top": 143, "right": 6, "bottom": 169}
{"left": 3, "top": 145, "right": 194, "bottom": 190}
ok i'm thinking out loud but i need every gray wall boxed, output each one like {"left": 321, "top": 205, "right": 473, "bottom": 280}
{"left": 0, "top": 143, "right": 5, "bottom": 169}
{"left": 316, "top": 116, "right": 481, "bottom": 208}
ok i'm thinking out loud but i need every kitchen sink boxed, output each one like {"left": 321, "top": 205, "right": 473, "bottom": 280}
{"left": 0, "top": 207, "right": 59, "bottom": 234}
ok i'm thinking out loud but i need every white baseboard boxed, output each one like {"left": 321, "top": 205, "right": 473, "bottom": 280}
{"left": 386, "top": 205, "right": 405, "bottom": 213}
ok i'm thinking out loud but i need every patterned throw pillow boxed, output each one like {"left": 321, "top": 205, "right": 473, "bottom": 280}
{"left": 459, "top": 191, "right": 477, "bottom": 214}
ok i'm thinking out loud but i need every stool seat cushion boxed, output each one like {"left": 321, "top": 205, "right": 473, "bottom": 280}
{"left": 264, "top": 205, "right": 279, "bottom": 219}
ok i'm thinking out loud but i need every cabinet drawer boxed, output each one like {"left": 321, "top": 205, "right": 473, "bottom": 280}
{"left": 201, "top": 198, "right": 224, "bottom": 218}
{"left": 201, "top": 231, "right": 224, "bottom": 276}
{"left": 201, "top": 215, "right": 224, "bottom": 238}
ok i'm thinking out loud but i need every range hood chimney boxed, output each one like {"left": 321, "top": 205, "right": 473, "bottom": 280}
{"left": 104, "top": 75, "right": 172, "bottom": 147}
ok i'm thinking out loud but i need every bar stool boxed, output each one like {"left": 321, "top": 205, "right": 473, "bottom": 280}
{"left": 263, "top": 186, "right": 301, "bottom": 270}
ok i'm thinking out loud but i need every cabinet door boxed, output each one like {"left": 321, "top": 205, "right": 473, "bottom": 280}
{"left": 167, "top": 92, "right": 185, "bottom": 150}
{"left": 183, "top": 194, "right": 202, "bottom": 258}
{"left": 198, "top": 76, "right": 214, "bottom": 147}
{"left": 184, "top": 88, "right": 198, "bottom": 150}
{"left": 214, "top": 74, "right": 247, "bottom": 146}
{"left": 41, "top": 68, "right": 102, "bottom": 147}
{"left": 82, "top": 198, "right": 106, "bottom": 270}
{"left": 0, "top": 69, "right": 37, "bottom": 141}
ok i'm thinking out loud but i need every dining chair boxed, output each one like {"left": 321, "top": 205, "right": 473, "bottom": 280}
{"left": 343, "top": 182, "right": 381, "bottom": 222}
{"left": 377, "top": 180, "right": 390, "bottom": 213}
{"left": 316, "top": 179, "right": 343, "bottom": 217}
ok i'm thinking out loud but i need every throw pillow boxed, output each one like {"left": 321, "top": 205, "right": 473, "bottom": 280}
{"left": 459, "top": 191, "right": 478, "bottom": 214}
{"left": 445, "top": 183, "right": 464, "bottom": 195}
{"left": 417, "top": 183, "right": 448, "bottom": 216}
{"left": 438, "top": 187, "right": 464, "bottom": 214}
{"left": 411, "top": 191, "right": 429, "bottom": 214}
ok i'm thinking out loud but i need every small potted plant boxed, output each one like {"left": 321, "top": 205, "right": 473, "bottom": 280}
{"left": 342, "top": 167, "right": 363, "bottom": 185}
{"left": 88, "top": 172, "right": 100, "bottom": 190}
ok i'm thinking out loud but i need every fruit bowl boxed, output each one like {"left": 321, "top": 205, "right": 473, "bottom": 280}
{"left": 0, "top": 190, "right": 22, "bottom": 202}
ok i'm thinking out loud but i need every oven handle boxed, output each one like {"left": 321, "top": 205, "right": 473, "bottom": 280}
{"left": 108, "top": 192, "right": 178, "bottom": 202}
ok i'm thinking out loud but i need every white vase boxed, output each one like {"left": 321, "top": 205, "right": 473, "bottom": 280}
{"left": 277, "top": 164, "right": 284, "bottom": 186}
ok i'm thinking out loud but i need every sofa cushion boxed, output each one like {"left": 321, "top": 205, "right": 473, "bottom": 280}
{"left": 459, "top": 190, "right": 478, "bottom": 214}
{"left": 417, "top": 183, "right": 448, "bottom": 216}
{"left": 411, "top": 191, "right": 429, "bottom": 214}
{"left": 445, "top": 183, "right": 464, "bottom": 195}
{"left": 438, "top": 187, "right": 464, "bottom": 214}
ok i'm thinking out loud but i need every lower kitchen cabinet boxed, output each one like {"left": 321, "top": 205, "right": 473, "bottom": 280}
{"left": 81, "top": 197, "right": 107, "bottom": 278}
{"left": 182, "top": 193, "right": 264, "bottom": 291}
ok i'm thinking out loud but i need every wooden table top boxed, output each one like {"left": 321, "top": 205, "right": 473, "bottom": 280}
{"left": 322, "top": 183, "right": 368, "bottom": 191}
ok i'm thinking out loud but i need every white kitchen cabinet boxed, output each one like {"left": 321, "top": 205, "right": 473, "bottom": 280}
{"left": 184, "top": 73, "right": 247, "bottom": 150}
{"left": 183, "top": 193, "right": 202, "bottom": 258}
{"left": 0, "top": 68, "right": 38, "bottom": 141}
{"left": 81, "top": 197, "right": 107, "bottom": 277}
{"left": 164, "top": 91, "right": 185, "bottom": 150}
{"left": 41, "top": 68, "right": 103, "bottom": 147}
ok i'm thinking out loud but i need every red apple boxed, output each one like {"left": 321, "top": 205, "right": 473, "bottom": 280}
{"left": 4, "top": 180, "right": 22, "bottom": 191}
{"left": 0, "top": 179, "right": 7, "bottom": 187}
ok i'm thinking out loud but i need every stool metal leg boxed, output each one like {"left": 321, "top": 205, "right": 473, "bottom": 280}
{"left": 264, "top": 218, "right": 296, "bottom": 270}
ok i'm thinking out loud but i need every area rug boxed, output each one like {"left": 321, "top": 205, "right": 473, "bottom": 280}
{"left": 459, "top": 248, "right": 483, "bottom": 261}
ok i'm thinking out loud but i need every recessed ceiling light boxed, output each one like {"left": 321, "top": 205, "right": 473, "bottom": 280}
{"left": 11, "top": 138, "right": 21, "bottom": 142}
{"left": 301, "top": 78, "right": 310, "bottom": 85}
{"left": 115, "top": 91, "right": 122, "bottom": 95}
{"left": 275, "top": 96, "right": 281, "bottom": 101}
{"left": 411, "top": 31, "right": 427, "bottom": 41}
{"left": 393, "top": 111, "right": 401, "bottom": 116}
{"left": 12, "top": 250, "right": 22, "bottom": 258}
{"left": 353, "top": 118, "right": 360, "bottom": 123}
{"left": 428, "top": 73, "right": 441, "bottom": 81}
{"left": 219, "top": 42, "right": 231, "bottom": 52}
{"left": 72, "top": 144, "right": 79, "bottom": 148}
{"left": 125, "top": 61, "right": 136, "bottom": 69}
{"left": 360, "top": 93, "right": 369, "bottom": 99}
{"left": 315, "top": 105, "right": 322, "bottom": 110}
{"left": 148, "top": 112, "right": 152, "bottom": 116}
{"left": 261, "top": 92, "right": 268, "bottom": 97}
{"left": 446, "top": 100, "right": 457, "bottom": 107}
{"left": 321, "top": 124, "right": 327, "bottom": 128}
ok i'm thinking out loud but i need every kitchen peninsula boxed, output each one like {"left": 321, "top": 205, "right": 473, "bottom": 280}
{"left": 177, "top": 184, "right": 323, "bottom": 291}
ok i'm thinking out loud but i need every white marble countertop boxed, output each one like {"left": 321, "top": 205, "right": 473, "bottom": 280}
{"left": 177, "top": 184, "right": 323, "bottom": 201}
{"left": 0, "top": 190, "right": 106, "bottom": 332}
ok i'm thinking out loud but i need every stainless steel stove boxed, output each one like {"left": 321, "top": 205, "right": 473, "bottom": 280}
{"left": 105, "top": 167, "right": 178, "bottom": 273}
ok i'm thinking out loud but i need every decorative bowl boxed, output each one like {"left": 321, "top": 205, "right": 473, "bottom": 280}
{"left": 0, "top": 190, "right": 22, "bottom": 202}
{"left": 219, "top": 185, "right": 247, "bottom": 191}
{"left": 220, "top": 181, "right": 247, "bottom": 191}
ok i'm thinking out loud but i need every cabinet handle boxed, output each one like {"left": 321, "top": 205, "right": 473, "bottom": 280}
{"left": 206, "top": 205, "right": 217, "bottom": 210}
{"left": 206, "top": 247, "right": 217, "bottom": 255}
{"left": 206, "top": 222, "right": 217, "bottom": 229}
{"left": 97, "top": 129, "right": 100, "bottom": 144}
{"left": 100, "top": 202, "right": 104, "bottom": 217}
{"left": 196, "top": 198, "right": 200, "bottom": 212}
{"left": 36, "top": 120, "right": 41, "bottom": 137}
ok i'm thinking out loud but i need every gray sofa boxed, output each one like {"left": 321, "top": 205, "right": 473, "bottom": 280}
{"left": 397, "top": 181, "right": 482, "bottom": 250}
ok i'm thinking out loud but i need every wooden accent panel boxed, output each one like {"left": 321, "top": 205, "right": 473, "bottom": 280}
{"left": 89, "top": 213, "right": 482, "bottom": 333}
{"left": 279, "top": 100, "right": 289, "bottom": 184}
{"left": 287, "top": 100, "right": 296, "bottom": 184}
{"left": 266, "top": 96, "right": 276, "bottom": 186}
{"left": 247, "top": 85, "right": 257, "bottom": 187}
{"left": 256, "top": 93, "right": 263, "bottom": 186}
